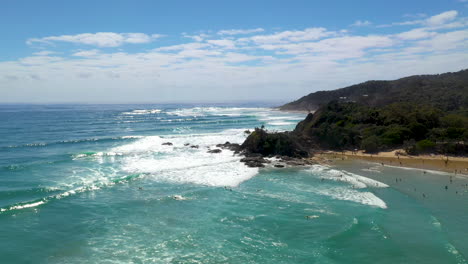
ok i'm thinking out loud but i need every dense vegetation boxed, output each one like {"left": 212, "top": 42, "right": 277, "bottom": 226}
{"left": 280, "top": 69, "right": 468, "bottom": 112}
{"left": 293, "top": 101, "right": 468, "bottom": 155}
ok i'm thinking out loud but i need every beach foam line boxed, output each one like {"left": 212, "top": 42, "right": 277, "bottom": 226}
{"left": 317, "top": 187, "right": 387, "bottom": 209}
{"left": 306, "top": 165, "right": 388, "bottom": 209}
{"left": 382, "top": 164, "right": 453, "bottom": 176}
{"left": 0, "top": 173, "right": 143, "bottom": 214}
{"left": 308, "top": 165, "right": 389, "bottom": 188}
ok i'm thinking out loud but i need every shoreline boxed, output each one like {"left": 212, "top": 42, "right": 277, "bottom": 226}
{"left": 315, "top": 150, "right": 468, "bottom": 176}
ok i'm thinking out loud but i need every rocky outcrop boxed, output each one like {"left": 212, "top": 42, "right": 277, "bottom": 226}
{"left": 240, "top": 128, "right": 309, "bottom": 158}
{"left": 234, "top": 127, "right": 316, "bottom": 168}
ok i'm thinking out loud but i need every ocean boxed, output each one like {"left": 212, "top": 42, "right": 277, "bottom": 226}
{"left": 0, "top": 104, "right": 466, "bottom": 264}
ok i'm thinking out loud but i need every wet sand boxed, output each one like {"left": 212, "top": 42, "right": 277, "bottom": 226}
{"left": 316, "top": 150, "right": 468, "bottom": 176}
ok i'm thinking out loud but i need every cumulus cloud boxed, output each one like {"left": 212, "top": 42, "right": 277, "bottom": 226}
{"left": 217, "top": 28, "right": 264, "bottom": 35}
{"left": 27, "top": 32, "right": 163, "bottom": 47}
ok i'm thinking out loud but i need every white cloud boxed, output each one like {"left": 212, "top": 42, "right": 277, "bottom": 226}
{"left": 183, "top": 33, "right": 210, "bottom": 42}
{"left": 27, "top": 32, "right": 163, "bottom": 47}
{"left": 242, "top": 27, "right": 335, "bottom": 44}
{"left": 426, "top": 10, "right": 458, "bottom": 26}
{"left": 379, "top": 10, "right": 459, "bottom": 28}
{"left": 156, "top": 42, "right": 210, "bottom": 52}
{"left": 415, "top": 29, "right": 468, "bottom": 51}
{"left": 217, "top": 28, "right": 264, "bottom": 35}
{"left": 396, "top": 28, "right": 437, "bottom": 40}
{"left": 72, "top": 49, "right": 101, "bottom": 57}
{"left": 351, "top": 20, "right": 372, "bottom": 27}
{"left": 206, "top": 39, "right": 236, "bottom": 49}
{"left": 32, "top": 50, "right": 56, "bottom": 56}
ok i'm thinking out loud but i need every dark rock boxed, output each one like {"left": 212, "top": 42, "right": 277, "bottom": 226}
{"left": 247, "top": 162, "right": 265, "bottom": 168}
{"left": 279, "top": 156, "right": 293, "bottom": 161}
{"left": 274, "top": 164, "right": 285, "bottom": 168}
{"left": 240, "top": 156, "right": 268, "bottom": 163}
{"left": 190, "top": 145, "right": 199, "bottom": 149}
{"left": 244, "top": 152, "right": 263, "bottom": 158}
{"left": 208, "top": 149, "right": 222, "bottom": 154}
{"left": 285, "top": 160, "right": 306, "bottom": 166}
{"left": 162, "top": 142, "right": 173, "bottom": 146}
{"left": 240, "top": 128, "right": 309, "bottom": 158}
{"left": 184, "top": 143, "right": 190, "bottom": 146}
{"left": 240, "top": 156, "right": 270, "bottom": 168}
{"left": 216, "top": 142, "right": 241, "bottom": 152}
{"left": 244, "top": 130, "right": 251, "bottom": 135}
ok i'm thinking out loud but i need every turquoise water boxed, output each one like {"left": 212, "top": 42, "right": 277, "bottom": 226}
{"left": 0, "top": 104, "right": 467, "bottom": 263}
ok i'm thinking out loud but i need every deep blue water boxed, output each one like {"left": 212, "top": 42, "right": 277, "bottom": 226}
{"left": 0, "top": 104, "right": 467, "bottom": 263}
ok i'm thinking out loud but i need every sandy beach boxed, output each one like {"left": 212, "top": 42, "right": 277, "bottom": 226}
{"left": 316, "top": 150, "right": 468, "bottom": 176}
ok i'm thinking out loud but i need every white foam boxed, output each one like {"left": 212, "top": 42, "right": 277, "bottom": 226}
{"left": 109, "top": 129, "right": 247, "bottom": 155}
{"left": 268, "top": 121, "right": 295, "bottom": 126}
{"left": 260, "top": 116, "right": 291, "bottom": 121}
{"left": 113, "top": 129, "right": 258, "bottom": 187}
{"left": 110, "top": 136, "right": 173, "bottom": 155}
{"left": 120, "top": 147, "right": 257, "bottom": 187}
{"left": 383, "top": 164, "right": 453, "bottom": 175}
{"left": 121, "top": 135, "right": 144, "bottom": 139}
{"left": 7, "top": 200, "right": 45, "bottom": 211}
{"left": 172, "top": 195, "right": 187, "bottom": 200}
{"left": 317, "top": 187, "right": 387, "bottom": 209}
{"left": 306, "top": 165, "right": 388, "bottom": 209}
{"left": 166, "top": 107, "right": 273, "bottom": 117}
{"left": 308, "top": 165, "right": 388, "bottom": 188}
{"left": 121, "top": 109, "right": 162, "bottom": 115}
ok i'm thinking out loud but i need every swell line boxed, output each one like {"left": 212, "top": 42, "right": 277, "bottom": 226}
{"left": 0, "top": 173, "right": 144, "bottom": 214}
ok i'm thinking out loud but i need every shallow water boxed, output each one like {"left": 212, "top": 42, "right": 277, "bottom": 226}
{"left": 0, "top": 104, "right": 466, "bottom": 263}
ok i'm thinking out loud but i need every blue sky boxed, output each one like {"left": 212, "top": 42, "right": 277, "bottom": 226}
{"left": 1, "top": 0, "right": 467, "bottom": 103}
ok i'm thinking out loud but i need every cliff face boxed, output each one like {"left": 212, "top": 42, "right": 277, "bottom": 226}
{"left": 280, "top": 69, "right": 468, "bottom": 112}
